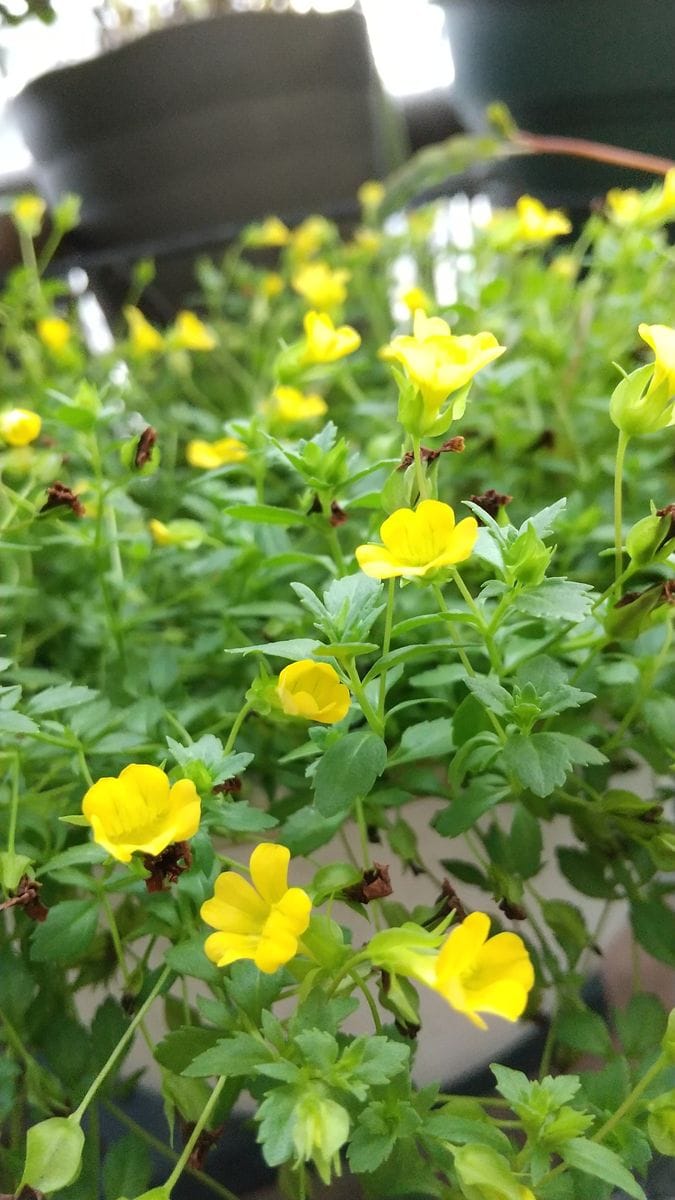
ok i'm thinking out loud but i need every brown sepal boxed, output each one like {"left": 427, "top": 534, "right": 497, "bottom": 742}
{"left": 344, "top": 862, "right": 392, "bottom": 904}
{"left": 142, "top": 841, "right": 192, "bottom": 893}
{"left": 40, "top": 481, "right": 85, "bottom": 517}
{"left": 134, "top": 426, "right": 157, "bottom": 468}
{"left": 0, "top": 875, "right": 48, "bottom": 922}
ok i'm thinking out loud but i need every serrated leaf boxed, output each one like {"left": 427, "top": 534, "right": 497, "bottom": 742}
{"left": 28, "top": 684, "right": 98, "bottom": 714}
{"left": 389, "top": 717, "right": 454, "bottom": 765}
{"left": 314, "top": 731, "right": 387, "bottom": 817}
{"left": 503, "top": 732, "right": 606, "bottom": 798}
{"left": 183, "top": 1032, "right": 274, "bottom": 1078}
{"left": 102, "top": 1132, "right": 151, "bottom": 1200}
{"left": 155, "top": 1027, "right": 223, "bottom": 1073}
{"left": 225, "top": 638, "right": 319, "bottom": 660}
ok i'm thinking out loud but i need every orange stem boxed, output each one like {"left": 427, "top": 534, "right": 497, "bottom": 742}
{"left": 514, "top": 130, "right": 675, "bottom": 176}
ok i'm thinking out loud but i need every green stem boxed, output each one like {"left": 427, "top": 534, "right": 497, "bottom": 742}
{"left": 350, "top": 969, "right": 383, "bottom": 1034}
{"left": 595, "top": 1054, "right": 666, "bottom": 1144}
{"left": 433, "top": 585, "right": 506, "bottom": 743}
{"left": 163, "top": 1076, "right": 229, "bottom": 1195}
{"left": 411, "top": 435, "right": 428, "bottom": 501}
{"left": 223, "top": 700, "right": 254, "bottom": 755}
{"left": 354, "top": 797, "right": 371, "bottom": 870}
{"left": 345, "top": 659, "right": 384, "bottom": 736}
{"left": 613, "top": 430, "right": 630, "bottom": 587}
{"left": 104, "top": 1100, "right": 241, "bottom": 1200}
{"left": 378, "top": 578, "right": 396, "bottom": 723}
{"left": 72, "top": 965, "right": 172, "bottom": 1123}
{"left": 6, "top": 753, "right": 20, "bottom": 857}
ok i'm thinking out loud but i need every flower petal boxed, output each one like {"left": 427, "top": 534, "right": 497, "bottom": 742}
{"left": 250, "top": 843, "right": 290, "bottom": 905}
{"left": 204, "top": 931, "right": 259, "bottom": 967}
{"left": 435, "top": 912, "right": 491, "bottom": 987}
{"left": 355, "top": 543, "right": 405, "bottom": 579}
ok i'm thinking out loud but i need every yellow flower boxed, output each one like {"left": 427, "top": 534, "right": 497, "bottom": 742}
{"left": 514, "top": 195, "right": 571, "bottom": 242}
{"left": 261, "top": 272, "right": 284, "bottom": 298}
{"left": 401, "top": 285, "right": 433, "bottom": 314}
{"left": 82, "top": 763, "right": 201, "bottom": 863}
{"left": 606, "top": 187, "right": 644, "bottom": 226}
{"left": 290, "top": 215, "right": 335, "bottom": 261}
{"left": 607, "top": 170, "right": 675, "bottom": 228}
{"left": 357, "top": 179, "right": 385, "bottom": 211}
{"left": 277, "top": 660, "right": 350, "bottom": 725}
{"left": 0, "top": 408, "right": 42, "bottom": 447}
{"left": 171, "top": 310, "right": 217, "bottom": 351}
{"left": 356, "top": 499, "right": 477, "bottom": 580}
{"left": 549, "top": 253, "right": 577, "bottom": 280}
{"left": 292, "top": 262, "right": 350, "bottom": 311}
{"left": 37, "top": 316, "right": 72, "bottom": 353}
{"left": 148, "top": 518, "right": 203, "bottom": 548}
{"left": 12, "top": 194, "right": 46, "bottom": 234}
{"left": 430, "top": 912, "right": 534, "bottom": 1029}
{"left": 300, "top": 311, "right": 361, "bottom": 365}
{"left": 246, "top": 216, "right": 291, "bottom": 247}
{"left": 268, "top": 385, "right": 327, "bottom": 424}
{"left": 124, "top": 305, "right": 164, "bottom": 354}
{"left": 201, "top": 842, "right": 312, "bottom": 973}
{"left": 381, "top": 310, "right": 505, "bottom": 415}
{"left": 186, "top": 437, "right": 248, "bottom": 468}
{"left": 639, "top": 322, "right": 675, "bottom": 400}
{"left": 351, "top": 228, "right": 383, "bottom": 255}
{"left": 488, "top": 195, "right": 571, "bottom": 247}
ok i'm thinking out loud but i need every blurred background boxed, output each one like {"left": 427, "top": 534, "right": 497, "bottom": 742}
{"left": 1, "top": 0, "right": 673, "bottom": 318}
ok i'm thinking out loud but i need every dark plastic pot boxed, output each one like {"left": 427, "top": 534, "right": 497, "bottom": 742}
{"left": 13, "top": 10, "right": 406, "bottom": 316}
{"left": 436, "top": 0, "right": 675, "bottom": 209}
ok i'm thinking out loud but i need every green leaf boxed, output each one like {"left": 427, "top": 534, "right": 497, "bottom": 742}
{"left": 224, "top": 503, "right": 314, "bottom": 527}
{"left": 154, "top": 1027, "right": 223, "bottom": 1073}
{"left": 540, "top": 899, "right": 588, "bottom": 965}
{"left": 314, "top": 731, "right": 387, "bottom": 817}
{"left": 425, "top": 1112, "right": 511, "bottom": 1154}
{"left": 213, "top": 801, "right": 278, "bottom": 834}
{"left": 102, "top": 1132, "right": 151, "bottom": 1200}
{"left": 514, "top": 578, "right": 595, "bottom": 623}
{"left": 557, "top": 1008, "right": 613, "bottom": 1057}
{"left": 464, "top": 675, "right": 512, "bottom": 716}
{"left": 225, "top": 638, "right": 319, "bottom": 660}
{"left": 166, "top": 938, "right": 220, "bottom": 983}
{"left": 503, "top": 732, "right": 606, "bottom": 798}
{"left": 509, "top": 804, "right": 542, "bottom": 878}
{"left": 0, "top": 709, "right": 39, "bottom": 733}
{"left": 27, "top": 684, "right": 98, "bottom": 714}
{"left": 630, "top": 899, "right": 675, "bottom": 966}
{"left": 20, "top": 1116, "right": 85, "bottom": 1193}
{"left": 255, "top": 1086, "right": 298, "bottom": 1167}
{"left": 388, "top": 718, "right": 453, "bottom": 765}
{"left": 184, "top": 1032, "right": 274, "bottom": 1078}
{"left": 434, "top": 777, "right": 506, "bottom": 837}
{"left": 557, "top": 847, "right": 617, "bottom": 899}
{"left": 616, "top": 993, "right": 668, "bottom": 1057}
{"left": 561, "top": 1138, "right": 646, "bottom": 1200}
{"left": 37, "top": 842, "right": 106, "bottom": 877}
{"left": 30, "top": 899, "right": 98, "bottom": 964}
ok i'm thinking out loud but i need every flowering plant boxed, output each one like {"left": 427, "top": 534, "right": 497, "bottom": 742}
{"left": 0, "top": 170, "right": 674, "bottom": 1200}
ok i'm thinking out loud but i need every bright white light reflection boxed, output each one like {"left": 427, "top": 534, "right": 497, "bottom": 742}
{"left": 362, "top": 0, "right": 454, "bottom": 97}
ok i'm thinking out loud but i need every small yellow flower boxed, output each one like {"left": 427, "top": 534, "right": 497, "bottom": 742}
{"left": 381, "top": 310, "right": 505, "bottom": 415}
{"left": 37, "top": 316, "right": 72, "bottom": 353}
{"left": 401, "top": 285, "right": 433, "bottom": 314}
{"left": 0, "top": 408, "right": 42, "bottom": 447}
{"left": 268, "top": 385, "right": 327, "bottom": 424}
{"left": 488, "top": 195, "right": 571, "bottom": 247}
{"left": 171, "top": 310, "right": 217, "bottom": 351}
{"left": 148, "top": 518, "right": 203, "bottom": 548}
{"left": 357, "top": 179, "right": 385, "bottom": 211}
{"left": 431, "top": 912, "right": 534, "bottom": 1029}
{"left": 290, "top": 215, "right": 335, "bottom": 261}
{"left": 201, "top": 842, "right": 312, "bottom": 973}
{"left": 356, "top": 499, "right": 477, "bottom": 580}
{"left": 186, "top": 437, "right": 248, "bottom": 468}
{"left": 292, "top": 262, "right": 350, "bottom": 311}
{"left": 246, "top": 216, "right": 291, "bottom": 247}
{"left": 12, "top": 194, "right": 46, "bottom": 234}
{"left": 277, "top": 660, "right": 350, "bottom": 725}
{"left": 300, "top": 311, "right": 361, "bottom": 365}
{"left": 607, "top": 170, "right": 675, "bottom": 228}
{"left": 639, "top": 323, "right": 675, "bottom": 400}
{"left": 548, "top": 253, "right": 577, "bottom": 280}
{"left": 351, "top": 228, "right": 383, "bottom": 255}
{"left": 124, "top": 305, "right": 164, "bottom": 354}
{"left": 261, "top": 272, "right": 284, "bottom": 298}
{"left": 82, "top": 763, "right": 201, "bottom": 864}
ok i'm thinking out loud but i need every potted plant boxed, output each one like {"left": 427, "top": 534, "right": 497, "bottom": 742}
{"left": 434, "top": 0, "right": 675, "bottom": 210}
{"left": 0, "top": 167, "right": 674, "bottom": 1199}
{"left": 11, "top": 1, "right": 406, "bottom": 317}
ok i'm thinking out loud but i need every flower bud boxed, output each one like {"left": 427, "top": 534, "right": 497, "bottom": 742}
{"left": 625, "top": 512, "right": 672, "bottom": 566}
{"left": 20, "top": 1117, "right": 84, "bottom": 1194}
{"left": 291, "top": 1090, "right": 350, "bottom": 1185}
{"left": 12, "top": 193, "right": 47, "bottom": 237}
{"left": 661, "top": 1009, "right": 675, "bottom": 1064}
{"left": 648, "top": 1091, "right": 675, "bottom": 1155}
{"left": 610, "top": 363, "right": 673, "bottom": 436}
{"left": 505, "top": 524, "right": 552, "bottom": 586}
{"left": 148, "top": 519, "right": 204, "bottom": 549}
{"left": 454, "top": 1144, "right": 535, "bottom": 1200}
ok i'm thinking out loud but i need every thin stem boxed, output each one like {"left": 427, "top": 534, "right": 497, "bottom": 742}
{"left": 513, "top": 129, "right": 674, "bottom": 176}
{"left": 104, "top": 1100, "right": 241, "bottom": 1200}
{"left": 613, "top": 430, "right": 629, "bottom": 587}
{"left": 595, "top": 1054, "right": 667, "bottom": 1144}
{"left": 163, "top": 1076, "right": 228, "bottom": 1194}
{"left": 345, "top": 659, "right": 384, "bottom": 736}
{"left": 72, "top": 964, "right": 172, "bottom": 1123}
{"left": 223, "top": 700, "right": 253, "bottom": 755}
{"left": 378, "top": 578, "right": 396, "bottom": 723}
{"left": 411, "top": 435, "right": 428, "bottom": 501}
{"left": 354, "top": 797, "right": 371, "bottom": 870}
{"left": 6, "top": 753, "right": 20, "bottom": 857}
{"left": 350, "top": 969, "right": 382, "bottom": 1034}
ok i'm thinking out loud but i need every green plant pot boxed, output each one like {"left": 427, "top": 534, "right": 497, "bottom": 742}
{"left": 435, "top": 0, "right": 675, "bottom": 208}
